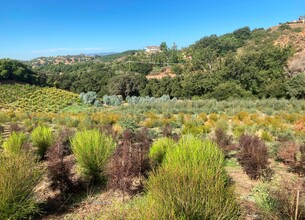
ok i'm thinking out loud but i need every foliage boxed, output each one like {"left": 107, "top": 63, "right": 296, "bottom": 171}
{"left": 31, "top": 126, "right": 54, "bottom": 159}
{"left": 0, "top": 59, "right": 38, "bottom": 83}
{"left": 71, "top": 129, "right": 115, "bottom": 183}
{"left": 3, "top": 132, "right": 28, "bottom": 155}
{"left": 142, "top": 137, "right": 240, "bottom": 219}
{"left": 285, "top": 73, "right": 305, "bottom": 99}
{"left": 118, "top": 116, "right": 139, "bottom": 131}
{"left": 40, "top": 62, "right": 114, "bottom": 97}
{"left": 0, "top": 152, "right": 42, "bottom": 219}
{"left": 79, "top": 91, "right": 97, "bottom": 105}
{"left": 278, "top": 23, "right": 292, "bottom": 30}
{"left": 208, "top": 82, "right": 253, "bottom": 100}
{"left": 102, "top": 95, "right": 123, "bottom": 106}
{"left": 149, "top": 137, "right": 175, "bottom": 169}
{"left": 107, "top": 73, "right": 147, "bottom": 98}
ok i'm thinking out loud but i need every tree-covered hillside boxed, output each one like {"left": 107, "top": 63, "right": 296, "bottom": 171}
{"left": 2, "top": 24, "right": 305, "bottom": 100}
{"left": 0, "top": 59, "right": 38, "bottom": 84}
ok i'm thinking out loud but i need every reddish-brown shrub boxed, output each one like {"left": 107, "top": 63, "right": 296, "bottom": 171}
{"left": 292, "top": 143, "right": 305, "bottom": 175}
{"left": 57, "top": 128, "right": 75, "bottom": 156}
{"left": 107, "top": 128, "right": 152, "bottom": 194}
{"left": 214, "top": 128, "right": 237, "bottom": 157}
{"left": 9, "top": 123, "right": 22, "bottom": 132}
{"left": 162, "top": 124, "right": 180, "bottom": 141}
{"left": 47, "top": 129, "right": 77, "bottom": 194}
{"left": 277, "top": 142, "right": 299, "bottom": 165}
{"left": 238, "top": 134, "right": 272, "bottom": 180}
{"left": 47, "top": 142, "right": 75, "bottom": 193}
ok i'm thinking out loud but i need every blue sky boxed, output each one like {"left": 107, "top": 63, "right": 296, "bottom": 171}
{"left": 1, "top": 0, "right": 304, "bottom": 60}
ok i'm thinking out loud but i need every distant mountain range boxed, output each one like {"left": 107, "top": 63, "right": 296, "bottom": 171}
{"left": 86, "top": 52, "right": 118, "bottom": 57}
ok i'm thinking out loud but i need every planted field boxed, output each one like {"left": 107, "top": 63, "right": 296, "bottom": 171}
{"left": 1, "top": 99, "right": 305, "bottom": 219}
{"left": 0, "top": 84, "right": 79, "bottom": 112}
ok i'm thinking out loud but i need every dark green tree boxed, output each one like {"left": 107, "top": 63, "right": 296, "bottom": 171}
{"left": 285, "top": 73, "right": 305, "bottom": 99}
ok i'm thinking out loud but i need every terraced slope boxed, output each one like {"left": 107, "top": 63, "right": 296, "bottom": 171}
{"left": 0, "top": 83, "right": 79, "bottom": 112}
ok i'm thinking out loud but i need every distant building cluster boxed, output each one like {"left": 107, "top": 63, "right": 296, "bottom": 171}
{"left": 145, "top": 46, "right": 161, "bottom": 53}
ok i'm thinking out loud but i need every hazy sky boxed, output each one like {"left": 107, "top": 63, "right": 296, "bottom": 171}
{"left": 1, "top": 0, "right": 304, "bottom": 60}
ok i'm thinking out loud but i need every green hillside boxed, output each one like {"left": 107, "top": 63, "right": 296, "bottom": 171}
{"left": 0, "top": 83, "right": 79, "bottom": 112}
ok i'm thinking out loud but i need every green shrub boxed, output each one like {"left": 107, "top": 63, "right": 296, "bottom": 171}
{"left": 80, "top": 91, "right": 97, "bottom": 105}
{"left": 149, "top": 137, "right": 175, "bottom": 169}
{"left": 71, "top": 129, "right": 116, "bottom": 182}
{"left": 142, "top": 137, "right": 240, "bottom": 219}
{"left": 103, "top": 95, "right": 123, "bottom": 106}
{"left": 3, "top": 132, "right": 28, "bottom": 155}
{"left": 118, "top": 116, "right": 139, "bottom": 131}
{"left": 181, "top": 120, "right": 209, "bottom": 136}
{"left": 0, "top": 152, "right": 42, "bottom": 219}
{"left": 31, "top": 126, "right": 54, "bottom": 159}
{"left": 278, "top": 23, "right": 291, "bottom": 30}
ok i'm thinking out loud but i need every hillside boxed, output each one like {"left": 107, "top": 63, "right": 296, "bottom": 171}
{"left": 272, "top": 24, "right": 305, "bottom": 75}
{"left": 27, "top": 54, "right": 97, "bottom": 68}
{"left": 0, "top": 83, "right": 79, "bottom": 112}
{"left": 4, "top": 21, "right": 305, "bottom": 101}
{"left": 26, "top": 51, "right": 138, "bottom": 68}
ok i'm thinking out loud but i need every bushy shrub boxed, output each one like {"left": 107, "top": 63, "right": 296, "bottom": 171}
{"left": 238, "top": 134, "right": 272, "bottom": 180}
{"left": 3, "top": 132, "right": 28, "bottom": 155}
{"left": 233, "top": 125, "right": 246, "bottom": 138}
{"left": 47, "top": 141, "right": 76, "bottom": 194}
{"left": 0, "top": 152, "right": 42, "bottom": 219}
{"left": 276, "top": 142, "right": 299, "bottom": 164}
{"left": 161, "top": 124, "right": 180, "bottom": 141}
{"left": 142, "top": 137, "right": 240, "bottom": 219}
{"left": 214, "top": 128, "right": 237, "bottom": 156}
{"left": 149, "top": 137, "right": 175, "bottom": 169}
{"left": 31, "top": 126, "right": 54, "bottom": 159}
{"left": 71, "top": 129, "right": 115, "bottom": 183}
{"left": 181, "top": 120, "right": 210, "bottom": 136}
{"left": 125, "top": 96, "right": 141, "bottom": 104}
{"left": 107, "top": 129, "right": 152, "bottom": 194}
{"left": 291, "top": 143, "right": 305, "bottom": 175}
{"left": 118, "top": 116, "right": 139, "bottom": 131}
{"left": 93, "top": 99, "right": 102, "bottom": 107}
{"left": 80, "top": 91, "right": 97, "bottom": 105}
{"left": 103, "top": 95, "right": 123, "bottom": 106}
{"left": 55, "top": 128, "right": 75, "bottom": 156}
{"left": 9, "top": 123, "right": 22, "bottom": 132}
{"left": 278, "top": 23, "right": 291, "bottom": 30}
